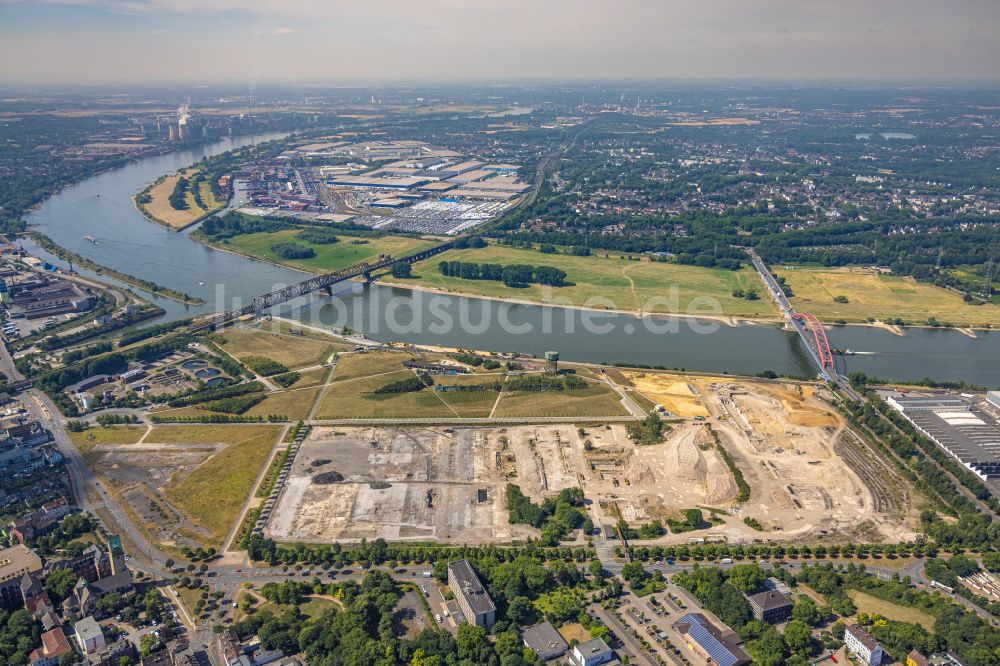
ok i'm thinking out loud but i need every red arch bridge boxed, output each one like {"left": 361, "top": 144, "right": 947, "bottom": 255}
{"left": 792, "top": 312, "right": 834, "bottom": 370}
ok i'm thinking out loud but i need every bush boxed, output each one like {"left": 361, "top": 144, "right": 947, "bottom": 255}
{"left": 271, "top": 243, "right": 316, "bottom": 260}
{"left": 271, "top": 372, "right": 300, "bottom": 388}
{"left": 243, "top": 357, "right": 290, "bottom": 376}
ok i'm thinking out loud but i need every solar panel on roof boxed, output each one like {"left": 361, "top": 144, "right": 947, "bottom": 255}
{"left": 681, "top": 615, "right": 740, "bottom": 666}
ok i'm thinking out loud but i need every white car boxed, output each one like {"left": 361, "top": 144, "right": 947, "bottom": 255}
{"left": 435, "top": 614, "right": 442, "bottom": 624}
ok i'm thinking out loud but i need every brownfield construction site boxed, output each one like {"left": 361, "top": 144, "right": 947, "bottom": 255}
{"left": 265, "top": 374, "right": 920, "bottom": 546}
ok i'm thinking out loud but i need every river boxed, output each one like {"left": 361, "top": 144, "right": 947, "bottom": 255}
{"left": 23, "top": 135, "right": 1000, "bottom": 386}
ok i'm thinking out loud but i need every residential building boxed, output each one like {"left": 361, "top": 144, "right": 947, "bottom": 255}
{"left": 907, "top": 650, "right": 930, "bottom": 666}
{"left": 845, "top": 623, "right": 885, "bottom": 666}
{"left": 672, "top": 613, "right": 750, "bottom": 666}
{"left": 747, "top": 589, "right": 793, "bottom": 623}
{"left": 521, "top": 621, "right": 568, "bottom": 661}
{"left": 220, "top": 630, "right": 252, "bottom": 666}
{"left": 74, "top": 615, "right": 105, "bottom": 654}
{"left": 28, "top": 627, "right": 73, "bottom": 666}
{"left": 0, "top": 545, "right": 43, "bottom": 608}
{"left": 9, "top": 496, "right": 71, "bottom": 543}
{"left": 569, "top": 638, "right": 617, "bottom": 666}
{"left": 447, "top": 560, "right": 496, "bottom": 628}
{"left": 20, "top": 573, "right": 50, "bottom": 613}
{"left": 88, "top": 636, "right": 135, "bottom": 666}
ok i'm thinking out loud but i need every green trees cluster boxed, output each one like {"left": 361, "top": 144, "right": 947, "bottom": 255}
{"left": 243, "top": 357, "right": 290, "bottom": 377}
{"left": 626, "top": 412, "right": 667, "bottom": 445}
{"left": 202, "top": 393, "right": 267, "bottom": 414}
{"left": 370, "top": 376, "right": 430, "bottom": 396}
{"left": 0, "top": 609, "right": 40, "bottom": 666}
{"left": 295, "top": 228, "right": 340, "bottom": 244}
{"left": 438, "top": 261, "right": 567, "bottom": 287}
{"left": 168, "top": 177, "right": 189, "bottom": 210}
{"left": 451, "top": 352, "right": 501, "bottom": 370}
{"left": 231, "top": 570, "right": 540, "bottom": 666}
{"left": 506, "top": 485, "right": 588, "bottom": 546}
{"left": 167, "top": 381, "right": 264, "bottom": 408}
{"left": 270, "top": 243, "right": 315, "bottom": 260}
{"left": 505, "top": 375, "right": 588, "bottom": 392}
{"left": 797, "top": 562, "right": 1000, "bottom": 665}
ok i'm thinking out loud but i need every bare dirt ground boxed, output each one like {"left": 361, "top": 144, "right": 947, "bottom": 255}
{"left": 264, "top": 378, "right": 919, "bottom": 546}
{"left": 268, "top": 426, "right": 541, "bottom": 543}
{"left": 92, "top": 444, "right": 220, "bottom": 548}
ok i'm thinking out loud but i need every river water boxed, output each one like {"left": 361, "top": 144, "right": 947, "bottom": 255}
{"left": 23, "top": 135, "right": 1000, "bottom": 386}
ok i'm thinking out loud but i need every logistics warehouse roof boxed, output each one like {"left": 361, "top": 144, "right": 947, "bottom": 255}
{"left": 448, "top": 560, "right": 496, "bottom": 614}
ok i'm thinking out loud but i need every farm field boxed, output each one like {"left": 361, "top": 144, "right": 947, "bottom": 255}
{"left": 220, "top": 228, "right": 438, "bottom": 273}
{"left": 384, "top": 243, "right": 776, "bottom": 318}
{"left": 775, "top": 266, "right": 1000, "bottom": 326}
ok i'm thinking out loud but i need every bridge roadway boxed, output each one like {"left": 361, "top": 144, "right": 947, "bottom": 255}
{"left": 748, "top": 249, "right": 864, "bottom": 400}
{"left": 747, "top": 248, "right": 833, "bottom": 381}
{"left": 189, "top": 241, "right": 453, "bottom": 333}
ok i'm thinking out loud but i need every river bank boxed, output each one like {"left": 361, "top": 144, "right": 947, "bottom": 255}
{"left": 28, "top": 232, "right": 207, "bottom": 305}
{"left": 23, "top": 131, "right": 1000, "bottom": 385}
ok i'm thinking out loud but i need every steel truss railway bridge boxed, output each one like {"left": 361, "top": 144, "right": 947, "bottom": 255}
{"left": 190, "top": 242, "right": 453, "bottom": 333}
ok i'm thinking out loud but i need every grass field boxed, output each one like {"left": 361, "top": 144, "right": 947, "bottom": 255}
{"left": 287, "top": 367, "right": 331, "bottom": 389}
{"left": 434, "top": 375, "right": 506, "bottom": 417}
{"left": 494, "top": 384, "right": 628, "bottom": 417}
{"left": 221, "top": 228, "right": 438, "bottom": 273}
{"left": 68, "top": 425, "right": 146, "bottom": 453}
{"left": 776, "top": 266, "right": 1000, "bottom": 326}
{"left": 163, "top": 425, "right": 282, "bottom": 547}
{"left": 146, "top": 424, "right": 282, "bottom": 445}
{"left": 383, "top": 243, "right": 775, "bottom": 318}
{"left": 245, "top": 387, "right": 322, "bottom": 420}
{"left": 315, "top": 370, "right": 457, "bottom": 419}
{"left": 140, "top": 168, "right": 222, "bottom": 230}
{"left": 847, "top": 590, "right": 936, "bottom": 631}
{"left": 331, "top": 351, "right": 415, "bottom": 382}
{"left": 215, "top": 328, "right": 339, "bottom": 370}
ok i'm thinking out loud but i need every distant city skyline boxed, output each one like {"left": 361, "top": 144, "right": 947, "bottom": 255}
{"left": 0, "top": 0, "right": 998, "bottom": 83}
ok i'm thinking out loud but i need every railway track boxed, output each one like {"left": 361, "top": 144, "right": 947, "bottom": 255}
{"left": 834, "top": 435, "right": 897, "bottom": 514}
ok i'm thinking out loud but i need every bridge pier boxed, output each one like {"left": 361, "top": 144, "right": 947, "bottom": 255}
{"left": 362, "top": 271, "right": 372, "bottom": 284}
{"left": 321, "top": 285, "right": 333, "bottom": 296}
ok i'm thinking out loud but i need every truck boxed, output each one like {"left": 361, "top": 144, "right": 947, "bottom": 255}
{"left": 421, "top": 571, "right": 432, "bottom": 578}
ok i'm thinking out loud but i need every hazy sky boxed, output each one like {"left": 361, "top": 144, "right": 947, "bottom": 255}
{"left": 1, "top": 0, "right": 998, "bottom": 83}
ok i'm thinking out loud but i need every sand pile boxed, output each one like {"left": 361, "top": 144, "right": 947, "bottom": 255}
{"left": 705, "top": 473, "right": 738, "bottom": 504}
{"left": 672, "top": 435, "right": 707, "bottom": 483}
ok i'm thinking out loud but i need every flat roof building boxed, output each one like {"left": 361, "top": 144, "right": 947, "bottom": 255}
{"left": 521, "top": 621, "right": 568, "bottom": 661}
{"left": 885, "top": 392, "right": 1000, "bottom": 479}
{"left": 74, "top": 615, "right": 105, "bottom": 654}
{"left": 0, "top": 545, "right": 43, "bottom": 609}
{"left": 447, "top": 560, "right": 496, "bottom": 628}
{"left": 569, "top": 638, "right": 617, "bottom": 666}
